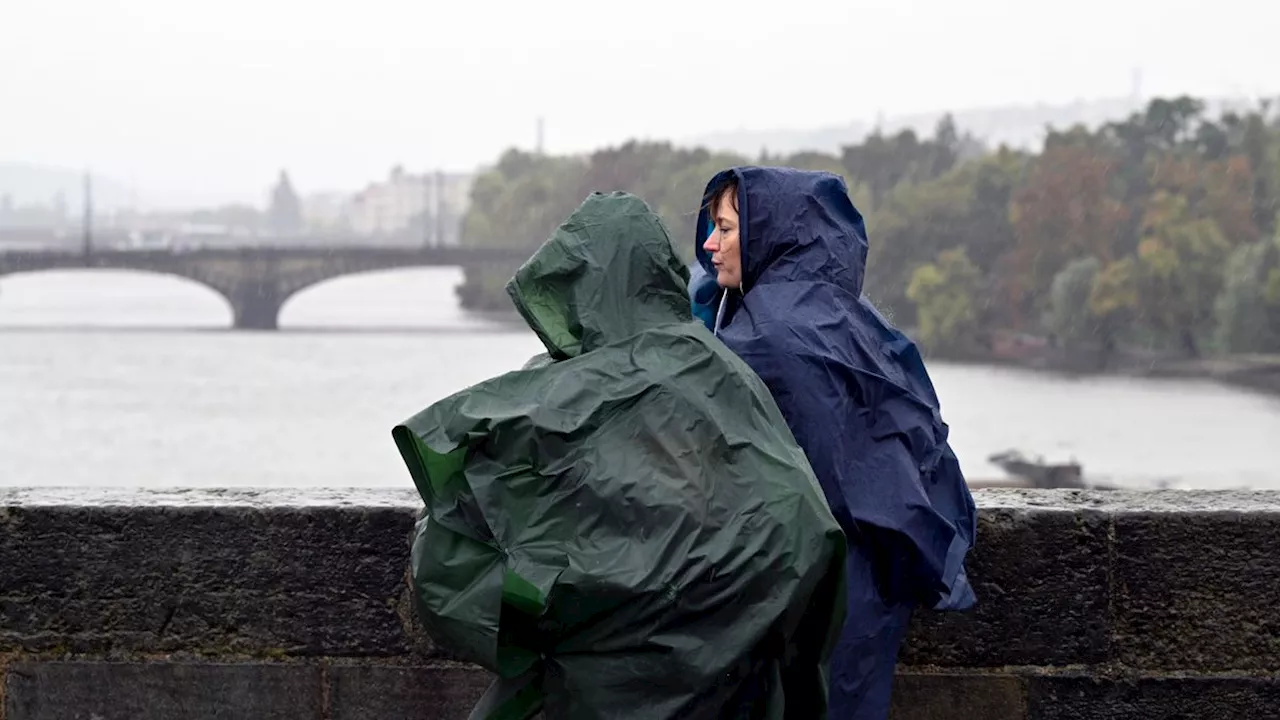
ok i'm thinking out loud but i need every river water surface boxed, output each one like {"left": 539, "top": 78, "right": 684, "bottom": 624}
{"left": 2, "top": 268, "right": 1278, "bottom": 490}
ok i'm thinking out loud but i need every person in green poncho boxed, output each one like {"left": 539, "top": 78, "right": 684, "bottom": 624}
{"left": 392, "top": 191, "right": 847, "bottom": 720}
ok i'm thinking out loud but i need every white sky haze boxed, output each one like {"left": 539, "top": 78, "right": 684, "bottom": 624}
{"left": 2, "top": 0, "right": 1276, "bottom": 207}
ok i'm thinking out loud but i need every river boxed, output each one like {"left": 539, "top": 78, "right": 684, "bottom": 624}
{"left": 2, "top": 268, "right": 1278, "bottom": 490}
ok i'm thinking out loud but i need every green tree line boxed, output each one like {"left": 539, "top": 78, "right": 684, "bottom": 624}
{"left": 458, "top": 96, "right": 1280, "bottom": 365}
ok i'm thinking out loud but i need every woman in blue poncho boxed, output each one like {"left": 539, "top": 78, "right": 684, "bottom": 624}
{"left": 689, "top": 167, "right": 978, "bottom": 720}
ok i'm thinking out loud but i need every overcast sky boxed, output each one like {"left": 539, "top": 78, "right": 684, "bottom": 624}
{"left": 2, "top": 0, "right": 1277, "bottom": 208}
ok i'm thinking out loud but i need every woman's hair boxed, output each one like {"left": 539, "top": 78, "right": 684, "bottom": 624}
{"left": 703, "top": 179, "right": 739, "bottom": 217}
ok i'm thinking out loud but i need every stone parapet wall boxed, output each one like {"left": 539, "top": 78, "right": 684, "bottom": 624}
{"left": 3, "top": 488, "right": 1277, "bottom": 719}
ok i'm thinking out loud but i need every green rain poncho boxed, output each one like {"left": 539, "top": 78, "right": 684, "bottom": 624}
{"left": 392, "top": 192, "right": 846, "bottom": 720}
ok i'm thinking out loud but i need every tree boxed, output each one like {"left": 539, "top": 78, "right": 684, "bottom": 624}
{"left": 1133, "top": 192, "right": 1231, "bottom": 356}
{"left": 1007, "top": 143, "right": 1129, "bottom": 324}
{"left": 1202, "top": 155, "right": 1261, "bottom": 244}
{"left": 1215, "top": 235, "right": 1280, "bottom": 353}
{"left": 906, "top": 247, "right": 982, "bottom": 356}
{"left": 269, "top": 170, "right": 303, "bottom": 236}
{"left": 863, "top": 151, "right": 1023, "bottom": 327}
{"left": 924, "top": 114, "right": 962, "bottom": 178}
{"left": 455, "top": 151, "right": 588, "bottom": 310}
{"left": 840, "top": 123, "right": 960, "bottom": 210}
{"left": 842, "top": 131, "right": 915, "bottom": 208}
{"left": 443, "top": 92, "right": 1273, "bottom": 359}
{"left": 655, "top": 151, "right": 751, "bottom": 262}
{"left": 1199, "top": 102, "right": 1280, "bottom": 238}
{"left": 1136, "top": 96, "right": 1207, "bottom": 150}
{"left": 1149, "top": 152, "right": 1259, "bottom": 245}
{"left": 866, "top": 175, "right": 967, "bottom": 321}
{"left": 574, "top": 141, "right": 749, "bottom": 251}
{"left": 1223, "top": 104, "right": 1280, "bottom": 237}
{"left": 1046, "top": 257, "right": 1101, "bottom": 349}
{"left": 1087, "top": 258, "right": 1140, "bottom": 364}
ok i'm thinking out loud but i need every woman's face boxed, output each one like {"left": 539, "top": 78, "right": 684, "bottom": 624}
{"left": 703, "top": 190, "right": 742, "bottom": 288}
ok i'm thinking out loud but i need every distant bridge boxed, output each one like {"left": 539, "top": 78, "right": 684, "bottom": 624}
{"left": 0, "top": 245, "right": 531, "bottom": 330}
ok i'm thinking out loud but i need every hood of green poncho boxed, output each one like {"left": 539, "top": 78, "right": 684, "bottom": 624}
{"left": 506, "top": 192, "right": 692, "bottom": 359}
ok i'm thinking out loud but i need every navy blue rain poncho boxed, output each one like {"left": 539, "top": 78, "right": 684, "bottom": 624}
{"left": 689, "top": 167, "right": 978, "bottom": 720}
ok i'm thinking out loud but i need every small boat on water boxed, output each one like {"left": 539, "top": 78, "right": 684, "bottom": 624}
{"left": 985, "top": 449, "right": 1088, "bottom": 489}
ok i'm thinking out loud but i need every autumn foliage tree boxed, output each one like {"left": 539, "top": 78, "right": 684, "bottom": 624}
{"left": 1007, "top": 141, "right": 1129, "bottom": 323}
{"left": 457, "top": 95, "right": 1280, "bottom": 361}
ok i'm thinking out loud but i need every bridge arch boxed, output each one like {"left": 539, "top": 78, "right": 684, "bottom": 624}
{"left": 279, "top": 267, "right": 468, "bottom": 329}
{"left": 0, "top": 267, "right": 234, "bottom": 328}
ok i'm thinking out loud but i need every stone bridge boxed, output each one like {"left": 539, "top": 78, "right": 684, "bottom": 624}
{"left": 0, "top": 246, "right": 529, "bottom": 329}
{"left": 2, "top": 488, "right": 1278, "bottom": 719}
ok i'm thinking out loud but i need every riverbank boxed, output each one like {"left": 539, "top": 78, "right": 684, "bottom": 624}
{"left": 967, "top": 352, "right": 1280, "bottom": 398}
{"left": 1127, "top": 354, "right": 1280, "bottom": 395}
{"left": 463, "top": 305, "right": 1280, "bottom": 398}
{"left": 973, "top": 331, "right": 1280, "bottom": 397}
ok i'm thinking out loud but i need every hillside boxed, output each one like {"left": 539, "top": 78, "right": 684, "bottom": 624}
{"left": 685, "top": 95, "right": 1266, "bottom": 157}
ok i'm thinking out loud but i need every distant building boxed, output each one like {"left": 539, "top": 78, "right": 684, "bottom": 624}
{"left": 268, "top": 170, "right": 304, "bottom": 236}
{"left": 346, "top": 166, "right": 473, "bottom": 245}
{"left": 300, "top": 192, "right": 351, "bottom": 233}
{"left": 0, "top": 197, "right": 68, "bottom": 231}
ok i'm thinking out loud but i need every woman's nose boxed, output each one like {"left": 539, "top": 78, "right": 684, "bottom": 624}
{"left": 703, "top": 231, "right": 720, "bottom": 253}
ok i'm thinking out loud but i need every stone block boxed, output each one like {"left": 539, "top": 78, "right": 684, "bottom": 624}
{"left": 1028, "top": 674, "right": 1280, "bottom": 719}
{"left": 0, "top": 505, "right": 423, "bottom": 657}
{"left": 889, "top": 672, "right": 1026, "bottom": 720}
{"left": 902, "top": 506, "right": 1111, "bottom": 667}
{"left": 1112, "top": 510, "right": 1280, "bottom": 670}
{"left": 3, "top": 661, "right": 322, "bottom": 720}
{"left": 329, "top": 664, "right": 492, "bottom": 720}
